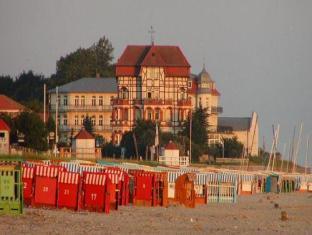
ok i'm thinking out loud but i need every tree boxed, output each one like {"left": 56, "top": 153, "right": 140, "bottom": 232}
{"left": 119, "top": 131, "right": 136, "bottom": 158}
{"left": 181, "top": 106, "right": 209, "bottom": 162}
{"left": 208, "top": 137, "right": 244, "bottom": 158}
{"left": 15, "top": 112, "right": 48, "bottom": 151}
{"left": 83, "top": 116, "right": 93, "bottom": 134}
{"left": 46, "top": 116, "right": 56, "bottom": 133}
{"left": 55, "top": 36, "right": 114, "bottom": 85}
{"left": 119, "top": 120, "right": 156, "bottom": 159}
{"left": 13, "top": 71, "right": 45, "bottom": 105}
{"left": 0, "top": 75, "right": 14, "bottom": 96}
{"left": 223, "top": 137, "right": 244, "bottom": 158}
{"left": 182, "top": 106, "right": 209, "bottom": 147}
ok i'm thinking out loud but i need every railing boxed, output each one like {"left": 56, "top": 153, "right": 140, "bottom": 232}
{"left": 158, "top": 155, "right": 189, "bottom": 167}
{"left": 59, "top": 124, "right": 112, "bottom": 132}
{"left": 133, "top": 99, "right": 173, "bottom": 106}
{"left": 206, "top": 182, "right": 237, "bottom": 203}
{"left": 208, "top": 106, "right": 223, "bottom": 114}
{"left": 50, "top": 104, "right": 112, "bottom": 112}
{"left": 111, "top": 99, "right": 129, "bottom": 105}
{"left": 177, "top": 98, "right": 192, "bottom": 106}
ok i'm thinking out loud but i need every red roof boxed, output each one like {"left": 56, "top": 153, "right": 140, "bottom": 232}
{"left": 211, "top": 89, "right": 221, "bottom": 96}
{"left": 165, "top": 141, "right": 178, "bottom": 150}
{"left": 75, "top": 128, "right": 94, "bottom": 139}
{"left": 116, "top": 45, "right": 190, "bottom": 77}
{"left": 0, "top": 119, "right": 10, "bottom": 131}
{"left": 0, "top": 94, "right": 25, "bottom": 111}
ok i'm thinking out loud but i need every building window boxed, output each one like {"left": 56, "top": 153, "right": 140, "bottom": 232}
{"left": 147, "top": 92, "right": 152, "bottom": 99}
{"left": 63, "top": 114, "right": 67, "bottom": 126}
{"left": 99, "top": 115, "right": 103, "bottom": 126}
{"left": 81, "top": 96, "right": 85, "bottom": 106}
{"left": 147, "top": 109, "right": 153, "bottom": 120}
{"left": 206, "top": 97, "right": 209, "bottom": 108}
{"left": 63, "top": 96, "right": 68, "bottom": 106}
{"left": 188, "top": 81, "right": 192, "bottom": 88}
{"left": 57, "top": 115, "right": 60, "bottom": 126}
{"left": 155, "top": 109, "right": 160, "bottom": 120}
{"left": 57, "top": 95, "right": 60, "bottom": 106}
{"left": 135, "top": 108, "right": 141, "bottom": 120}
{"left": 180, "top": 88, "right": 186, "bottom": 100}
{"left": 99, "top": 96, "right": 103, "bottom": 106}
{"left": 124, "top": 108, "right": 128, "bottom": 121}
{"left": 81, "top": 115, "right": 85, "bottom": 125}
{"left": 92, "top": 96, "right": 96, "bottom": 106}
{"left": 74, "top": 115, "right": 78, "bottom": 126}
{"left": 120, "top": 87, "right": 129, "bottom": 99}
{"left": 75, "top": 96, "right": 79, "bottom": 106}
{"left": 91, "top": 116, "right": 96, "bottom": 126}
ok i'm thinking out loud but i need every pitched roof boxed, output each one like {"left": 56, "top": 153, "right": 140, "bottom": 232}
{"left": 0, "top": 94, "right": 25, "bottom": 111}
{"left": 218, "top": 117, "right": 251, "bottom": 132}
{"left": 117, "top": 45, "right": 190, "bottom": 67}
{"left": 49, "top": 77, "right": 117, "bottom": 93}
{"left": 0, "top": 119, "right": 10, "bottom": 131}
{"left": 74, "top": 128, "right": 94, "bottom": 139}
{"left": 165, "top": 141, "right": 178, "bottom": 150}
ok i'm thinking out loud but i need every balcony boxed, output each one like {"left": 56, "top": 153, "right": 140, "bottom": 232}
{"left": 177, "top": 98, "right": 192, "bottom": 106}
{"left": 143, "top": 99, "right": 164, "bottom": 106}
{"left": 110, "top": 120, "right": 131, "bottom": 127}
{"left": 59, "top": 124, "right": 112, "bottom": 132}
{"left": 111, "top": 98, "right": 129, "bottom": 106}
{"left": 209, "top": 106, "right": 223, "bottom": 114}
{"left": 50, "top": 104, "right": 112, "bottom": 112}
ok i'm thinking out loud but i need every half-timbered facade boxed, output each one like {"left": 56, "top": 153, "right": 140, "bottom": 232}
{"left": 112, "top": 45, "right": 192, "bottom": 144}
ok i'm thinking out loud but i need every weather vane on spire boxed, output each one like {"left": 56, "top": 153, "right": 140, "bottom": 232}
{"left": 148, "top": 26, "right": 155, "bottom": 45}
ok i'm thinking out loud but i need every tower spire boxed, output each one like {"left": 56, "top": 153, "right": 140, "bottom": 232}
{"left": 148, "top": 26, "right": 156, "bottom": 45}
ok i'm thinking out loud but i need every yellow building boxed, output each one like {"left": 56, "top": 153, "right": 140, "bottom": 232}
{"left": 189, "top": 66, "right": 222, "bottom": 132}
{"left": 49, "top": 77, "right": 117, "bottom": 143}
{"left": 217, "top": 112, "right": 259, "bottom": 156}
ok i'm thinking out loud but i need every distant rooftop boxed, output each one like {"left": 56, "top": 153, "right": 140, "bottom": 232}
{"left": 218, "top": 117, "right": 251, "bottom": 132}
{"left": 49, "top": 77, "right": 117, "bottom": 93}
{"left": 0, "top": 94, "right": 25, "bottom": 111}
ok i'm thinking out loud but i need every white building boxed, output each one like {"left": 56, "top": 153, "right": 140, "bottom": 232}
{"left": 71, "top": 128, "right": 100, "bottom": 160}
{"left": 0, "top": 119, "right": 10, "bottom": 155}
{"left": 159, "top": 141, "right": 189, "bottom": 167}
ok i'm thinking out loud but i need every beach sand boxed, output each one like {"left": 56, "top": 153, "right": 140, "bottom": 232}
{"left": 0, "top": 192, "right": 311, "bottom": 235}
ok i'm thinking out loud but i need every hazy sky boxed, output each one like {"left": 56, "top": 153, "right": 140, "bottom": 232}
{"left": 0, "top": 0, "right": 311, "bottom": 165}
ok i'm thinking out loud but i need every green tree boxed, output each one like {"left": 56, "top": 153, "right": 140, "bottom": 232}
{"left": 181, "top": 106, "right": 209, "bottom": 162}
{"left": 55, "top": 36, "right": 114, "bottom": 85}
{"left": 15, "top": 112, "right": 48, "bottom": 151}
{"left": 208, "top": 137, "right": 244, "bottom": 158}
{"left": 182, "top": 106, "right": 209, "bottom": 147}
{"left": 46, "top": 116, "right": 56, "bottom": 133}
{"left": 223, "top": 137, "right": 244, "bottom": 158}
{"left": 119, "top": 131, "right": 136, "bottom": 158}
{"left": 13, "top": 71, "right": 45, "bottom": 104}
{"left": 83, "top": 116, "right": 93, "bottom": 134}
{"left": 0, "top": 75, "right": 14, "bottom": 96}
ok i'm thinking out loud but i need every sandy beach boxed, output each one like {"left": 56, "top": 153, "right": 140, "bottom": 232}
{"left": 0, "top": 192, "right": 311, "bottom": 235}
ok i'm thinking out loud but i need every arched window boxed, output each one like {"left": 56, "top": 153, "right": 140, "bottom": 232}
{"left": 147, "top": 108, "right": 153, "bottom": 120}
{"left": 180, "top": 88, "right": 186, "bottom": 100}
{"left": 120, "top": 87, "right": 129, "bottom": 99}
{"left": 155, "top": 109, "right": 161, "bottom": 121}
